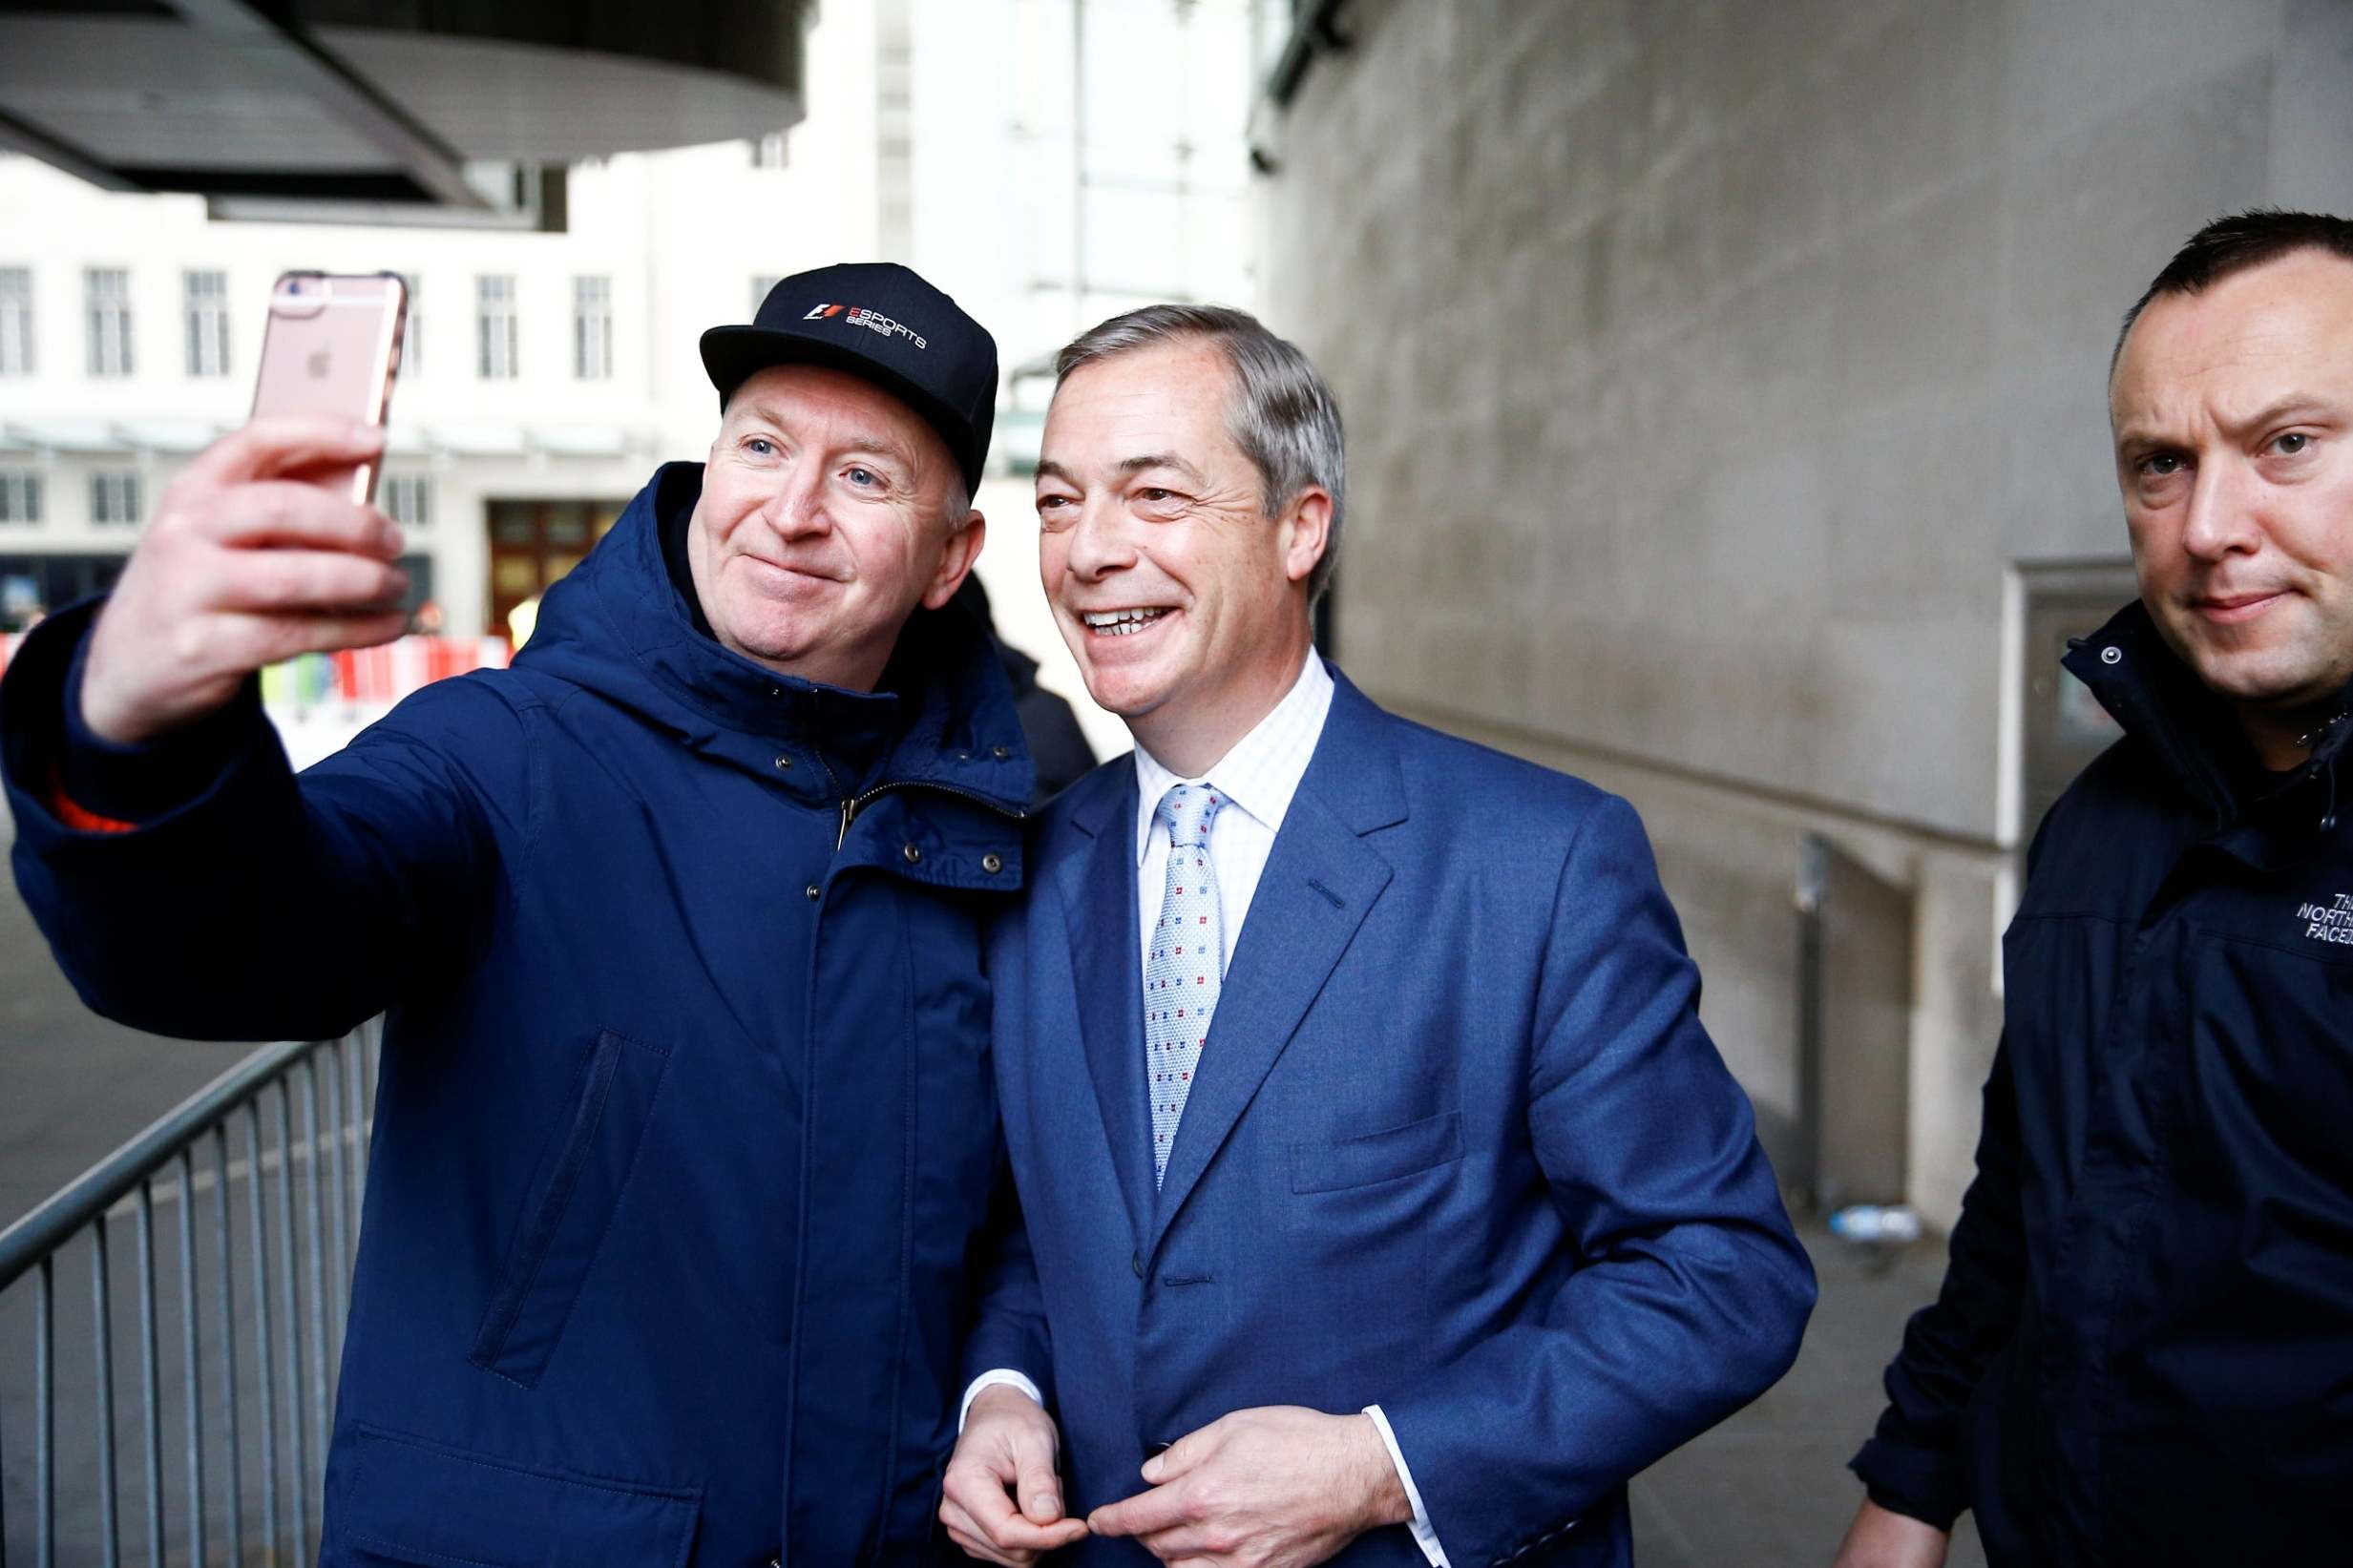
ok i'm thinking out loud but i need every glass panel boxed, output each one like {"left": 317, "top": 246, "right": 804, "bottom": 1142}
{"left": 492, "top": 557, "right": 537, "bottom": 596}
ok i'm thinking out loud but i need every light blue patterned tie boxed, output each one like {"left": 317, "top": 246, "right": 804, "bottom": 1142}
{"left": 1145, "top": 782, "right": 1226, "bottom": 1188}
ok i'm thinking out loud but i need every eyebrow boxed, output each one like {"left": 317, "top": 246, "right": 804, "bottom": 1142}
{"left": 1034, "top": 452, "right": 1207, "bottom": 486}
{"left": 1119, "top": 451, "right": 1206, "bottom": 484}
{"left": 2116, "top": 394, "right": 2344, "bottom": 451}
{"left": 2235, "top": 395, "right": 2342, "bottom": 433}
{"left": 730, "top": 404, "right": 917, "bottom": 471}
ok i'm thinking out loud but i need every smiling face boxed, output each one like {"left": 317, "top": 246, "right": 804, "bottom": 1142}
{"left": 2111, "top": 249, "right": 2353, "bottom": 760}
{"left": 1036, "top": 338, "right": 1331, "bottom": 775}
{"left": 687, "top": 362, "right": 981, "bottom": 691}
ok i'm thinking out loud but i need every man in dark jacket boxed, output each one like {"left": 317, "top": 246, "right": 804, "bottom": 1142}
{"left": 1835, "top": 211, "right": 2353, "bottom": 1566}
{"left": 3, "top": 263, "right": 1029, "bottom": 1565}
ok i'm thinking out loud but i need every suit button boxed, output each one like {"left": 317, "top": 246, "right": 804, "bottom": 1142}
{"left": 1131, "top": 1250, "right": 1144, "bottom": 1278}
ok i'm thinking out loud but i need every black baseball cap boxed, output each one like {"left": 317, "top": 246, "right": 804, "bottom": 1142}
{"left": 700, "top": 262, "right": 998, "bottom": 492}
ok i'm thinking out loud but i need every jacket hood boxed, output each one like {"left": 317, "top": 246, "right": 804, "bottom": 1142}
{"left": 2066, "top": 598, "right": 2353, "bottom": 833}
{"left": 514, "top": 461, "right": 1034, "bottom": 810}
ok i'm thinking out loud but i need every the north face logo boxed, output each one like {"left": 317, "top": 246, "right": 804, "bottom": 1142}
{"left": 2296, "top": 892, "right": 2353, "bottom": 946}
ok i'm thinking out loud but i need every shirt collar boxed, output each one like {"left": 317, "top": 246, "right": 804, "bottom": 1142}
{"left": 1132, "top": 651, "right": 1335, "bottom": 866}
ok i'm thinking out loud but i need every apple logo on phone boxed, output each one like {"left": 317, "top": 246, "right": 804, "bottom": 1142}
{"left": 307, "top": 348, "right": 330, "bottom": 378}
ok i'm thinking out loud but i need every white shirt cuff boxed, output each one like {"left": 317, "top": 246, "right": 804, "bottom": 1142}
{"left": 959, "top": 1369, "right": 1045, "bottom": 1431}
{"left": 1363, "top": 1404, "right": 1450, "bottom": 1567}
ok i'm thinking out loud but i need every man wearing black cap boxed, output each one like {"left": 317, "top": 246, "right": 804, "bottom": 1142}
{"left": 3, "top": 264, "right": 1029, "bottom": 1565}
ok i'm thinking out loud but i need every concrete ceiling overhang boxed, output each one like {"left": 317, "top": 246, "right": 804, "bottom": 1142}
{"left": 0, "top": 0, "right": 815, "bottom": 226}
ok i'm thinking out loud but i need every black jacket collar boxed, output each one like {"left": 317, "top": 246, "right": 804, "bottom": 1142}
{"left": 2065, "top": 599, "right": 2351, "bottom": 836}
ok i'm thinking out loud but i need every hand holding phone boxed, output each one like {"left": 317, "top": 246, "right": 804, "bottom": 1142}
{"left": 78, "top": 275, "right": 411, "bottom": 745}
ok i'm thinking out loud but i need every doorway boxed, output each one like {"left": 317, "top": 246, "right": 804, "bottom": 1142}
{"left": 486, "top": 499, "right": 625, "bottom": 640}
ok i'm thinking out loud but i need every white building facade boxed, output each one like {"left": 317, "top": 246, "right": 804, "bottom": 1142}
{"left": 0, "top": 0, "right": 1265, "bottom": 765}
{"left": 0, "top": 1, "right": 884, "bottom": 642}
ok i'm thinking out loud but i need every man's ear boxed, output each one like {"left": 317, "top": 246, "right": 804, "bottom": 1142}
{"left": 1277, "top": 487, "right": 1334, "bottom": 589}
{"left": 922, "top": 509, "right": 987, "bottom": 610}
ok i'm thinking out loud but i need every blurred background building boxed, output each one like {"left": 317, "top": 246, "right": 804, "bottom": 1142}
{"left": 0, "top": 0, "right": 1269, "bottom": 760}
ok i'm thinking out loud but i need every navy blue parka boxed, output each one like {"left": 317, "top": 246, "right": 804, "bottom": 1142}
{"left": 2, "top": 462, "right": 1031, "bottom": 1566}
{"left": 1852, "top": 600, "right": 2353, "bottom": 1563}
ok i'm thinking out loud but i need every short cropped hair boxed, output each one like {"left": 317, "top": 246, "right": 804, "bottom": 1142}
{"left": 2113, "top": 208, "right": 2353, "bottom": 371}
{"left": 1054, "top": 304, "right": 1347, "bottom": 603}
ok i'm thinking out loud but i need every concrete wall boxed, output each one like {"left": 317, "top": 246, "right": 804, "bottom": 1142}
{"left": 1255, "top": 0, "right": 2353, "bottom": 1227}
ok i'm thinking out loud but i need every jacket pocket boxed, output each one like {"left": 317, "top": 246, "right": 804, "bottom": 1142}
{"left": 1289, "top": 1109, "right": 1462, "bottom": 1193}
{"left": 472, "top": 1028, "right": 670, "bottom": 1388}
{"left": 326, "top": 1421, "right": 699, "bottom": 1568}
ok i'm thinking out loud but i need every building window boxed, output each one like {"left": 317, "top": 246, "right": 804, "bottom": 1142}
{"left": 398, "top": 273, "right": 422, "bottom": 376}
{"left": 92, "top": 470, "right": 141, "bottom": 526}
{"left": 749, "top": 130, "right": 789, "bottom": 169}
{"left": 573, "top": 275, "right": 613, "bottom": 380}
{"left": 750, "top": 275, "right": 779, "bottom": 318}
{"left": 381, "top": 474, "right": 431, "bottom": 529}
{"left": 0, "top": 470, "right": 40, "bottom": 524}
{"left": 0, "top": 268, "right": 31, "bottom": 376}
{"left": 86, "top": 268, "right": 132, "bottom": 377}
{"left": 185, "top": 268, "right": 230, "bottom": 377}
{"left": 477, "top": 274, "right": 517, "bottom": 380}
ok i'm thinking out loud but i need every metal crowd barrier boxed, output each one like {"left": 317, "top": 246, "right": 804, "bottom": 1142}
{"left": 0, "top": 1022, "right": 380, "bottom": 1566}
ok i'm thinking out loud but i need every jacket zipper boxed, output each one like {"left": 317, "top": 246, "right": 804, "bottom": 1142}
{"left": 837, "top": 780, "right": 1026, "bottom": 850}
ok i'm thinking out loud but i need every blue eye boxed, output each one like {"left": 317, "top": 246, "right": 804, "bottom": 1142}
{"left": 847, "top": 466, "right": 876, "bottom": 487}
{"left": 746, "top": 437, "right": 777, "bottom": 456}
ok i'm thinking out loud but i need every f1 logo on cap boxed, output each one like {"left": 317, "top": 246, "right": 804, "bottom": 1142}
{"left": 802, "top": 302, "right": 928, "bottom": 350}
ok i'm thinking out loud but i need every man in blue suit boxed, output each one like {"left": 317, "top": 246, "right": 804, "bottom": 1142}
{"left": 939, "top": 305, "right": 1817, "bottom": 1568}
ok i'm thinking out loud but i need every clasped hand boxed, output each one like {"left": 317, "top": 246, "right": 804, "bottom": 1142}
{"left": 945, "top": 1393, "right": 1407, "bottom": 1567}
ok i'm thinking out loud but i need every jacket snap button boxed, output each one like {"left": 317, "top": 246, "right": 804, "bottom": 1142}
{"left": 772, "top": 753, "right": 793, "bottom": 771}
{"left": 982, "top": 852, "right": 1003, "bottom": 874}
{"left": 992, "top": 744, "right": 1011, "bottom": 760}
{"left": 1131, "top": 1249, "right": 1144, "bottom": 1278}
{"left": 2100, "top": 645, "right": 2122, "bottom": 664}
{"left": 902, "top": 843, "right": 922, "bottom": 865}
{"left": 804, "top": 883, "right": 821, "bottom": 901}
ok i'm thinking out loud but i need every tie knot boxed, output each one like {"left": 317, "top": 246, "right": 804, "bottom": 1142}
{"left": 1154, "top": 783, "right": 1226, "bottom": 848}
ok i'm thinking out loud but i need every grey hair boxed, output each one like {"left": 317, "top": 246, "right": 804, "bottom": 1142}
{"left": 939, "top": 475, "right": 973, "bottom": 535}
{"left": 1053, "top": 303, "right": 1346, "bottom": 602}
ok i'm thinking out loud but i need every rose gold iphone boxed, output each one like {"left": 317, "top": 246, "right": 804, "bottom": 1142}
{"left": 251, "top": 271, "right": 407, "bottom": 504}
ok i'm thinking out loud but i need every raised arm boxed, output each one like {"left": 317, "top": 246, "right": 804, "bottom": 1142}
{"left": 2, "top": 418, "right": 527, "bottom": 1041}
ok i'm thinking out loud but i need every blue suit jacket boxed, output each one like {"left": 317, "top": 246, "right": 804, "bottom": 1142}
{"left": 967, "top": 674, "right": 1816, "bottom": 1566}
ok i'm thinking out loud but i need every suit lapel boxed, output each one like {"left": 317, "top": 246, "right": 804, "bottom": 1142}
{"left": 1145, "top": 676, "right": 1404, "bottom": 1259}
{"left": 1060, "top": 769, "right": 1155, "bottom": 1245}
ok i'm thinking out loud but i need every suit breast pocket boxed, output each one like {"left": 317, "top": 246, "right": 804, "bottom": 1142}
{"left": 1288, "top": 1110, "right": 1462, "bottom": 1194}
{"left": 471, "top": 1027, "right": 671, "bottom": 1388}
